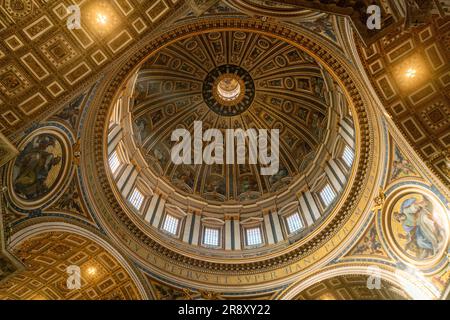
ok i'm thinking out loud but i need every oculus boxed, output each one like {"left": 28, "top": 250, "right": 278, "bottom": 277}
{"left": 203, "top": 64, "right": 255, "bottom": 116}
{"left": 215, "top": 74, "right": 244, "bottom": 103}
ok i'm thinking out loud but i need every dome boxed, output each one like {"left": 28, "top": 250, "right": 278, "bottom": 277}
{"left": 131, "top": 31, "right": 335, "bottom": 204}
{"left": 105, "top": 29, "right": 356, "bottom": 256}
{"left": 3, "top": 0, "right": 450, "bottom": 301}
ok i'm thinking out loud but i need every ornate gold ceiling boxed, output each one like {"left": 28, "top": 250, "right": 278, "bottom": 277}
{"left": 225, "top": 0, "right": 316, "bottom": 18}
{"left": 131, "top": 30, "right": 335, "bottom": 203}
{"left": 293, "top": 275, "right": 410, "bottom": 300}
{"left": 356, "top": 16, "right": 450, "bottom": 186}
{"left": 0, "top": 232, "right": 142, "bottom": 300}
{"left": 0, "top": 0, "right": 183, "bottom": 138}
{"left": 0, "top": 0, "right": 449, "bottom": 301}
{"left": 77, "top": 11, "right": 386, "bottom": 293}
{"left": 251, "top": 0, "right": 399, "bottom": 45}
{"left": 0, "top": 0, "right": 447, "bottom": 188}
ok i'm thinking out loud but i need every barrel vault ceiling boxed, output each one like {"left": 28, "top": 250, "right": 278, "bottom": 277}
{"left": 294, "top": 275, "right": 410, "bottom": 300}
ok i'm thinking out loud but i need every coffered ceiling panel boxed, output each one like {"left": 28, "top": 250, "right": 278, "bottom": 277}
{"left": 357, "top": 16, "right": 450, "bottom": 186}
{"left": 0, "top": 232, "right": 142, "bottom": 300}
{"left": 0, "top": 0, "right": 182, "bottom": 137}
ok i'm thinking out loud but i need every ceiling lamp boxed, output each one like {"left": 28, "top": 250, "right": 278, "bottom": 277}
{"left": 96, "top": 13, "right": 108, "bottom": 25}
{"left": 83, "top": 1, "right": 118, "bottom": 36}
{"left": 87, "top": 266, "right": 97, "bottom": 276}
{"left": 405, "top": 68, "right": 417, "bottom": 78}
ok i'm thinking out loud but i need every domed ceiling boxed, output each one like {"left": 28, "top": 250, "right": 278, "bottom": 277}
{"left": 131, "top": 30, "right": 332, "bottom": 203}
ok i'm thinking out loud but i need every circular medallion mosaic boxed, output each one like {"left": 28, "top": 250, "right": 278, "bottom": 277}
{"left": 8, "top": 128, "right": 71, "bottom": 209}
{"left": 387, "top": 191, "right": 448, "bottom": 265}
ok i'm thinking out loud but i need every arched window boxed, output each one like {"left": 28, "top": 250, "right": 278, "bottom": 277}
{"left": 320, "top": 184, "right": 336, "bottom": 207}
{"left": 129, "top": 188, "right": 144, "bottom": 210}
{"left": 203, "top": 227, "right": 220, "bottom": 247}
{"left": 162, "top": 214, "right": 180, "bottom": 235}
{"left": 342, "top": 145, "right": 354, "bottom": 167}
{"left": 246, "top": 227, "right": 263, "bottom": 246}
{"left": 286, "top": 212, "right": 303, "bottom": 233}
{"left": 108, "top": 150, "right": 121, "bottom": 174}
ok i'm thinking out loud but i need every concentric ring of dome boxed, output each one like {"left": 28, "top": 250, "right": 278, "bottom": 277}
{"left": 131, "top": 31, "right": 338, "bottom": 204}
{"left": 105, "top": 29, "right": 357, "bottom": 258}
